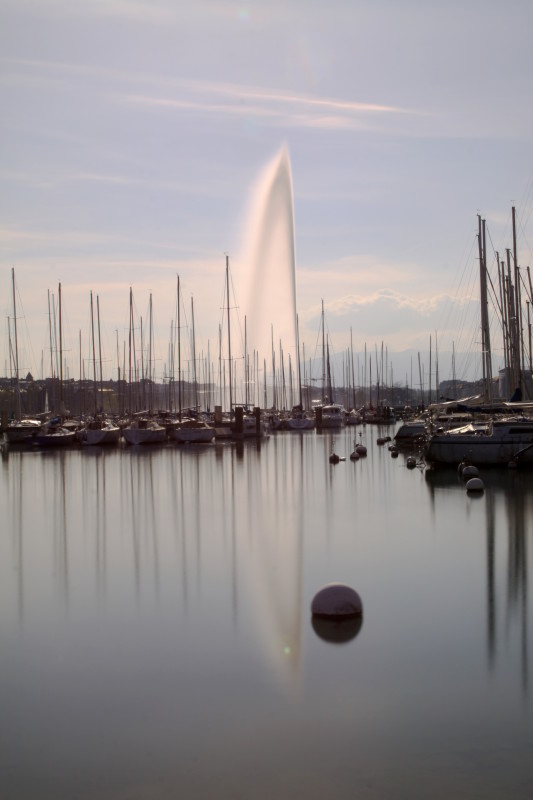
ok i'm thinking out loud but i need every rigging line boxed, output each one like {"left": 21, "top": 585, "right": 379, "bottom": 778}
{"left": 517, "top": 211, "right": 533, "bottom": 267}
{"left": 519, "top": 269, "right": 533, "bottom": 305}
{"left": 518, "top": 166, "right": 533, "bottom": 218}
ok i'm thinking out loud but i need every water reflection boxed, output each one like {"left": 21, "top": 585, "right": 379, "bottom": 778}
{"left": 2, "top": 434, "right": 533, "bottom": 798}
{"left": 311, "top": 615, "right": 363, "bottom": 644}
{"left": 425, "top": 467, "right": 531, "bottom": 696}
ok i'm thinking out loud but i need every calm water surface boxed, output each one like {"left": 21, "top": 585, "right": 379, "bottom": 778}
{"left": 1, "top": 425, "right": 532, "bottom": 799}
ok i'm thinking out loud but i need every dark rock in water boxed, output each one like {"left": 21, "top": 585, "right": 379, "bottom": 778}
{"left": 311, "top": 583, "right": 363, "bottom": 619}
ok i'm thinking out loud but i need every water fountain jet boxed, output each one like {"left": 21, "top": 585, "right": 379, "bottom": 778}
{"left": 238, "top": 145, "right": 298, "bottom": 373}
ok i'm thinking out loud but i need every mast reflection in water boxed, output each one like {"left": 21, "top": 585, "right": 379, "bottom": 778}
{"left": 1, "top": 427, "right": 532, "bottom": 800}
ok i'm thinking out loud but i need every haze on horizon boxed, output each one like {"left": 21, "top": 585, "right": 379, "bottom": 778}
{"left": 1, "top": 0, "right": 533, "bottom": 389}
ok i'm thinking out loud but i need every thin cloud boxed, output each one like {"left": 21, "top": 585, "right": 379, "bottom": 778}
{"left": 125, "top": 81, "right": 414, "bottom": 132}
{"left": 1, "top": 56, "right": 414, "bottom": 132}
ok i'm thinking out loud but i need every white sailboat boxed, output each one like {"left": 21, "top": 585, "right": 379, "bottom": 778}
{"left": 425, "top": 418, "right": 533, "bottom": 466}
{"left": 173, "top": 295, "right": 214, "bottom": 444}
{"left": 286, "top": 316, "right": 314, "bottom": 430}
{"left": 83, "top": 292, "right": 120, "bottom": 446}
{"left": 4, "top": 269, "right": 41, "bottom": 443}
{"left": 122, "top": 291, "right": 166, "bottom": 445}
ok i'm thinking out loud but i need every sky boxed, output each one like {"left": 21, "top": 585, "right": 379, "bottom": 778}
{"left": 2, "top": 0, "right": 533, "bottom": 393}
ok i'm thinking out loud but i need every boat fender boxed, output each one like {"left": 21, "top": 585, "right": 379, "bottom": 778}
{"left": 466, "top": 477, "right": 484, "bottom": 493}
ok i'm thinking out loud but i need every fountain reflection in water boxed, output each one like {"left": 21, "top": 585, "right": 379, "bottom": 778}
{"left": 238, "top": 145, "right": 298, "bottom": 375}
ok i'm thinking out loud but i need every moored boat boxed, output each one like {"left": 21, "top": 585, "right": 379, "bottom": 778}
{"left": 5, "top": 418, "right": 42, "bottom": 443}
{"left": 33, "top": 419, "right": 77, "bottom": 447}
{"left": 286, "top": 404, "right": 315, "bottom": 431}
{"left": 122, "top": 418, "right": 167, "bottom": 445}
{"left": 425, "top": 417, "right": 533, "bottom": 466}
{"left": 84, "top": 418, "right": 121, "bottom": 446}
{"left": 173, "top": 418, "right": 214, "bottom": 444}
{"left": 316, "top": 403, "right": 345, "bottom": 429}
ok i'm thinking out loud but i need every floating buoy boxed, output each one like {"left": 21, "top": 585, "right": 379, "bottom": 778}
{"left": 462, "top": 465, "right": 479, "bottom": 479}
{"left": 384, "top": 436, "right": 392, "bottom": 443}
{"left": 377, "top": 437, "right": 386, "bottom": 445}
{"left": 329, "top": 452, "right": 340, "bottom": 464}
{"left": 391, "top": 449, "right": 399, "bottom": 458}
{"left": 466, "top": 477, "right": 484, "bottom": 493}
{"left": 406, "top": 455, "right": 417, "bottom": 469}
{"left": 356, "top": 444, "right": 367, "bottom": 456}
{"left": 350, "top": 450, "right": 360, "bottom": 461}
{"left": 311, "top": 583, "right": 363, "bottom": 619}
{"left": 312, "top": 615, "right": 363, "bottom": 644}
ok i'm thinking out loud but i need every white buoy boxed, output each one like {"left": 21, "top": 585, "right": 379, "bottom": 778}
{"left": 311, "top": 583, "right": 363, "bottom": 619}
{"left": 466, "top": 477, "right": 484, "bottom": 493}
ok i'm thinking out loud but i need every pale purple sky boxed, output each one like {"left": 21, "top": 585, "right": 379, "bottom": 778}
{"left": 2, "top": 0, "right": 533, "bottom": 387}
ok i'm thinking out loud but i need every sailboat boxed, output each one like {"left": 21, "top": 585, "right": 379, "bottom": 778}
{"left": 33, "top": 282, "right": 76, "bottom": 448}
{"left": 425, "top": 209, "right": 533, "bottom": 466}
{"left": 173, "top": 294, "right": 214, "bottom": 444}
{"left": 84, "top": 292, "right": 120, "bottom": 446}
{"left": 217, "top": 255, "right": 266, "bottom": 440}
{"left": 286, "top": 316, "right": 314, "bottom": 430}
{"left": 314, "top": 301, "right": 345, "bottom": 429}
{"left": 4, "top": 269, "right": 41, "bottom": 443}
{"left": 122, "top": 290, "right": 166, "bottom": 445}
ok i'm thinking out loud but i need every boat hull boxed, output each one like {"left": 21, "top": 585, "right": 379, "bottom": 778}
{"left": 173, "top": 426, "right": 214, "bottom": 444}
{"left": 122, "top": 426, "right": 167, "bottom": 445}
{"left": 33, "top": 429, "right": 77, "bottom": 447}
{"left": 85, "top": 426, "right": 121, "bottom": 446}
{"left": 5, "top": 420, "right": 42, "bottom": 443}
{"left": 426, "top": 421, "right": 533, "bottom": 466}
{"left": 286, "top": 417, "right": 315, "bottom": 430}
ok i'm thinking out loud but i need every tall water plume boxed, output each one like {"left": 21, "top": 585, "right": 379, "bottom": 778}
{"left": 238, "top": 145, "right": 298, "bottom": 371}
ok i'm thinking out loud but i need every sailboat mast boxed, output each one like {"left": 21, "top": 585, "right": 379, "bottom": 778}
{"left": 512, "top": 206, "right": 525, "bottom": 390}
{"left": 321, "top": 300, "right": 326, "bottom": 403}
{"left": 296, "top": 314, "right": 303, "bottom": 407}
{"left": 58, "top": 282, "right": 63, "bottom": 407}
{"left": 148, "top": 293, "right": 153, "bottom": 412}
{"left": 429, "top": 335, "right": 432, "bottom": 406}
{"left": 90, "top": 291, "right": 97, "bottom": 413}
{"left": 478, "top": 215, "right": 493, "bottom": 401}
{"left": 97, "top": 295, "right": 103, "bottom": 412}
{"left": 350, "top": 328, "right": 356, "bottom": 410}
{"left": 177, "top": 277, "right": 182, "bottom": 420}
{"left": 11, "top": 269, "right": 22, "bottom": 419}
{"left": 191, "top": 296, "right": 198, "bottom": 412}
{"left": 244, "top": 316, "right": 248, "bottom": 408}
{"left": 226, "top": 255, "right": 233, "bottom": 413}
{"left": 435, "top": 331, "right": 439, "bottom": 402}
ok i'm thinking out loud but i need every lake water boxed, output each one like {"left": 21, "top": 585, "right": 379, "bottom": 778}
{"left": 1, "top": 425, "right": 532, "bottom": 799}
